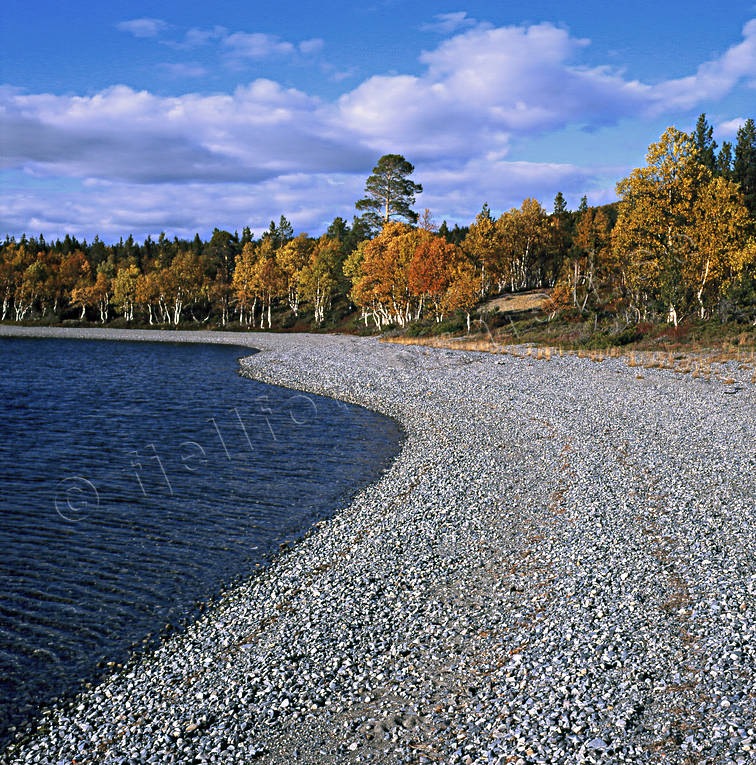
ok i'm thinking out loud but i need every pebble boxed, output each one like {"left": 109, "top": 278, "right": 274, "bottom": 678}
{"left": 0, "top": 326, "right": 754, "bottom": 764}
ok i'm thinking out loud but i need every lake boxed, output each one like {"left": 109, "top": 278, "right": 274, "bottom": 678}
{"left": 0, "top": 337, "right": 400, "bottom": 746}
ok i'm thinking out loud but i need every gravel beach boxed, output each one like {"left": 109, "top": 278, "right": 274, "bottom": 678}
{"left": 1, "top": 326, "right": 754, "bottom": 764}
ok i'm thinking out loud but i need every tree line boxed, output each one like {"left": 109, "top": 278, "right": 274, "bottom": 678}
{"left": 1, "top": 115, "right": 754, "bottom": 331}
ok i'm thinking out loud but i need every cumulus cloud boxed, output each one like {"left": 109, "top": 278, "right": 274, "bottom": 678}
{"left": 337, "top": 22, "right": 651, "bottom": 158}
{"left": 0, "top": 82, "right": 374, "bottom": 186}
{"left": 716, "top": 116, "right": 747, "bottom": 138}
{"left": 418, "top": 157, "right": 610, "bottom": 222}
{"left": 0, "top": 174, "right": 368, "bottom": 242}
{"left": 649, "top": 19, "right": 756, "bottom": 112}
{"left": 116, "top": 18, "right": 168, "bottom": 38}
{"left": 125, "top": 21, "right": 318, "bottom": 60}
{"left": 1, "top": 161, "right": 611, "bottom": 242}
{"left": 4, "top": 18, "right": 755, "bottom": 238}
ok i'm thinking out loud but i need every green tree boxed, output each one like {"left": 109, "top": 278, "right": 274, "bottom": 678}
{"left": 692, "top": 113, "right": 717, "bottom": 173}
{"left": 734, "top": 118, "right": 756, "bottom": 215}
{"left": 262, "top": 216, "right": 294, "bottom": 249}
{"left": 277, "top": 215, "right": 294, "bottom": 245}
{"left": 716, "top": 141, "right": 734, "bottom": 180}
{"left": 206, "top": 228, "right": 237, "bottom": 325}
{"left": 553, "top": 191, "right": 568, "bottom": 216}
{"left": 327, "top": 217, "right": 349, "bottom": 242}
{"left": 356, "top": 154, "right": 422, "bottom": 229}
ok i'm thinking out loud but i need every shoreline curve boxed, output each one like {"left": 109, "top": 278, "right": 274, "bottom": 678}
{"left": 1, "top": 325, "right": 755, "bottom": 764}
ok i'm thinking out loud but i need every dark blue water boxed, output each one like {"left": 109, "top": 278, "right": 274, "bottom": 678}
{"left": 0, "top": 337, "right": 400, "bottom": 745}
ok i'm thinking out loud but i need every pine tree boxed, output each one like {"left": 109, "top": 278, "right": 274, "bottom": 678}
{"left": 716, "top": 141, "right": 734, "bottom": 180}
{"left": 553, "top": 191, "right": 568, "bottom": 216}
{"left": 277, "top": 215, "right": 294, "bottom": 245}
{"left": 692, "top": 113, "right": 717, "bottom": 173}
{"left": 356, "top": 154, "right": 422, "bottom": 229}
{"left": 734, "top": 118, "right": 756, "bottom": 215}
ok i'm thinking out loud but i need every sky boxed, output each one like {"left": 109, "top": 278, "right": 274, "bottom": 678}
{"left": 1, "top": 1, "right": 755, "bottom": 242}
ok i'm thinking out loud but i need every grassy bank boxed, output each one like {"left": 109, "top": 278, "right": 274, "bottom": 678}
{"left": 381, "top": 290, "right": 756, "bottom": 383}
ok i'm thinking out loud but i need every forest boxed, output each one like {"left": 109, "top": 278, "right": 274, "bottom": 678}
{"left": 2, "top": 115, "right": 755, "bottom": 343}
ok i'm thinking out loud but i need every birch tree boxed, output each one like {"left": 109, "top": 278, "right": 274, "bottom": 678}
{"left": 300, "top": 235, "right": 340, "bottom": 325}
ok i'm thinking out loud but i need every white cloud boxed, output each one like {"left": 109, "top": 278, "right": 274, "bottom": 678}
{"left": 184, "top": 25, "right": 228, "bottom": 47}
{"left": 0, "top": 174, "right": 367, "bottom": 242}
{"left": 116, "top": 18, "right": 168, "bottom": 39}
{"left": 222, "top": 32, "right": 296, "bottom": 59}
{"left": 420, "top": 11, "right": 479, "bottom": 35}
{"left": 337, "top": 23, "right": 648, "bottom": 158}
{"left": 648, "top": 19, "right": 756, "bottom": 111}
{"left": 4, "top": 18, "right": 756, "bottom": 239}
{"left": 147, "top": 24, "right": 319, "bottom": 60}
{"left": 418, "top": 157, "right": 607, "bottom": 222}
{"left": 716, "top": 116, "right": 747, "bottom": 138}
{"left": 299, "top": 38, "right": 324, "bottom": 55}
{"left": 0, "top": 83, "right": 371, "bottom": 185}
{"left": 160, "top": 25, "right": 228, "bottom": 50}
{"left": 1, "top": 161, "right": 610, "bottom": 242}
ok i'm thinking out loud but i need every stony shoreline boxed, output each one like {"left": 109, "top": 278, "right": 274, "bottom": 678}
{"left": 1, "top": 326, "right": 755, "bottom": 764}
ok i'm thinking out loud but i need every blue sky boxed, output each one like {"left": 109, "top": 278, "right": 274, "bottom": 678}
{"left": 1, "top": 1, "right": 755, "bottom": 241}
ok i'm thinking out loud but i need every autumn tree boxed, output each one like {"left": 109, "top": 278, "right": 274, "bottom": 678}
{"left": 0, "top": 243, "right": 20, "bottom": 320}
{"left": 135, "top": 272, "right": 160, "bottom": 325}
{"left": 356, "top": 154, "right": 422, "bottom": 229}
{"left": 613, "top": 127, "right": 751, "bottom": 323}
{"left": 232, "top": 242, "right": 259, "bottom": 326}
{"left": 112, "top": 265, "right": 140, "bottom": 321}
{"left": 300, "top": 235, "right": 341, "bottom": 325}
{"left": 157, "top": 252, "right": 203, "bottom": 325}
{"left": 442, "top": 255, "right": 481, "bottom": 333}
{"left": 68, "top": 258, "right": 94, "bottom": 321}
{"left": 251, "top": 238, "right": 285, "bottom": 329}
{"left": 350, "top": 222, "right": 421, "bottom": 327}
{"left": 70, "top": 269, "right": 109, "bottom": 323}
{"left": 17, "top": 258, "right": 49, "bottom": 320}
{"left": 496, "top": 198, "right": 554, "bottom": 291}
{"left": 687, "top": 177, "right": 753, "bottom": 316}
{"left": 408, "top": 232, "right": 458, "bottom": 321}
{"left": 566, "top": 208, "right": 612, "bottom": 310}
{"left": 463, "top": 204, "right": 501, "bottom": 297}
{"left": 89, "top": 271, "right": 112, "bottom": 323}
{"left": 277, "top": 233, "right": 314, "bottom": 315}
{"left": 57, "top": 251, "right": 90, "bottom": 315}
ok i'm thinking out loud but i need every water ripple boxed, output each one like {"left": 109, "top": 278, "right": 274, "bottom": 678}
{"left": 0, "top": 337, "right": 400, "bottom": 745}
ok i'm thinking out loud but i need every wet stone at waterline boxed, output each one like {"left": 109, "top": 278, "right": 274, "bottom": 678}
{"left": 0, "top": 336, "right": 400, "bottom": 747}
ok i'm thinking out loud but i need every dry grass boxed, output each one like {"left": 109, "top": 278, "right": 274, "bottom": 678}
{"left": 381, "top": 332, "right": 755, "bottom": 385}
{"left": 481, "top": 289, "right": 552, "bottom": 315}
